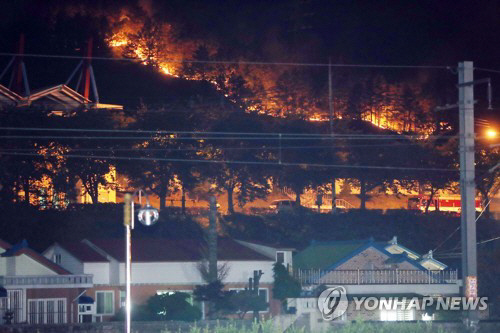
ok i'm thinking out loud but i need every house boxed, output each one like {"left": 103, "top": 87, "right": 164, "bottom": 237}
{"left": 43, "top": 238, "right": 293, "bottom": 321}
{"left": 288, "top": 237, "right": 460, "bottom": 330}
{"left": 0, "top": 239, "right": 93, "bottom": 325}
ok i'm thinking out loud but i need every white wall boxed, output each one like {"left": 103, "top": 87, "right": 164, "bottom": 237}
{"left": 14, "top": 255, "right": 58, "bottom": 276}
{"left": 222, "top": 261, "right": 275, "bottom": 284}
{"left": 0, "top": 257, "right": 6, "bottom": 275}
{"left": 109, "top": 259, "right": 119, "bottom": 285}
{"left": 115, "top": 260, "right": 275, "bottom": 285}
{"left": 84, "top": 263, "right": 110, "bottom": 285}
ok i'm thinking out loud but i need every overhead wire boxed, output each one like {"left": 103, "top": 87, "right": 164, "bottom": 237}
{"left": 433, "top": 184, "right": 500, "bottom": 253}
{"left": 0, "top": 142, "right": 430, "bottom": 153}
{"left": 0, "top": 134, "right": 461, "bottom": 142}
{"left": 0, "top": 52, "right": 452, "bottom": 69}
{"left": 0, "top": 126, "right": 460, "bottom": 139}
{"left": 0, "top": 151, "right": 459, "bottom": 172}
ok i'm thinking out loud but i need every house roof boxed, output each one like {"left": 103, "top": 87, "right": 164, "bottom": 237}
{"left": 27, "top": 84, "right": 91, "bottom": 107}
{"left": 293, "top": 240, "right": 367, "bottom": 270}
{"left": 385, "top": 243, "right": 421, "bottom": 260}
{"left": 83, "top": 238, "right": 273, "bottom": 262}
{"left": 0, "top": 239, "right": 12, "bottom": 251}
{"left": 2, "top": 240, "right": 70, "bottom": 275}
{"left": 236, "top": 239, "right": 295, "bottom": 250}
{"left": 0, "top": 84, "right": 22, "bottom": 104}
{"left": 51, "top": 241, "right": 108, "bottom": 263}
{"left": 294, "top": 238, "right": 432, "bottom": 271}
{"left": 420, "top": 257, "right": 448, "bottom": 270}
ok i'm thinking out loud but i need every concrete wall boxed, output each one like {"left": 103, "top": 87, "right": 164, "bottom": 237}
{"left": 84, "top": 263, "right": 110, "bottom": 285}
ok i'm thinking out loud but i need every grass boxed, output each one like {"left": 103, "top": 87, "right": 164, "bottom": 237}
{"left": 162, "top": 320, "right": 449, "bottom": 333}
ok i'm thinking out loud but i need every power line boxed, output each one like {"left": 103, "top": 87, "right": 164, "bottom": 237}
{"left": 474, "top": 67, "right": 500, "bottom": 75}
{"left": 0, "top": 151, "right": 459, "bottom": 172}
{"left": 432, "top": 235, "right": 500, "bottom": 258}
{"left": 0, "top": 52, "right": 452, "bottom": 69}
{"left": 477, "top": 236, "right": 500, "bottom": 245}
{"left": 433, "top": 189, "right": 499, "bottom": 253}
{"left": 0, "top": 142, "right": 428, "bottom": 153}
{"left": 0, "top": 134, "right": 459, "bottom": 142}
{"left": 0, "top": 126, "right": 459, "bottom": 138}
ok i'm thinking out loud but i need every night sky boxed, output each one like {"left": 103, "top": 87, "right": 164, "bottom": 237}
{"left": 1, "top": 0, "right": 500, "bottom": 65}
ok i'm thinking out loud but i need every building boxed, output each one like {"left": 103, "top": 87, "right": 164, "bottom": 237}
{"left": 288, "top": 237, "right": 460, "bottom": 330}
{"left": 0, "top": 239, "right": 93, "bottom": 325}
{"left": 43, "top": 238, "right": 293, "bottom": 321}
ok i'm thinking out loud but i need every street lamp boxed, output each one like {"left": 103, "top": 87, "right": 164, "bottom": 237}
{"left": 486, "top": 128, "right": 497, "bottom": 139}
{"left": 123, "top": 190, "right": 159, "bottom": 333}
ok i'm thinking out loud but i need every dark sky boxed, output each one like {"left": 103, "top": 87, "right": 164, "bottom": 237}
{"left": 150, "top": 0, "right": 500, "bottom": 67}
{"left": 1, "top": 0, "right": 500, "bottom": 67}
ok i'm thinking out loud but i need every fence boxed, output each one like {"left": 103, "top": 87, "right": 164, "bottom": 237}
{"left": 0, "top": 275, "right": 93, "bottom": 287}
{"left": 295, "top": 269, "right": 458, "bottom": 285}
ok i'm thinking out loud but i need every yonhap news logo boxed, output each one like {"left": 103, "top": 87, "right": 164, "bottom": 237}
{"left": 317, "top": 286, "right": 348, "bottom": 320}
{"left": 351, "top": 296, "right": 488, "bottom": 312}
{"left": 317, "top": 287, "right": 488, "bottom": 321}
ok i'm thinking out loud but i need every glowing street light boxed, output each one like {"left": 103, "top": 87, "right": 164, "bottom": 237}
{"left": 486, "top": 128, "right": 497, "bottom": 139}
{"left": 123, "top": 190, "right": 159, "bottom": 333}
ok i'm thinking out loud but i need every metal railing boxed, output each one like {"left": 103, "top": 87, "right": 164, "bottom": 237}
{"left": 0, "top": 274, "right": 93, "bottom": 287}
{"left": 296, "top": 269, "right": 458, "bottom": 285}
{"left": 335, "top": 198, "right": 354, "bottom": 209}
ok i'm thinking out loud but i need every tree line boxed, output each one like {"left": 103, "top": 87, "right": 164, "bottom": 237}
{"left": 0, "top": 105, "right": 497, "bottom": 216}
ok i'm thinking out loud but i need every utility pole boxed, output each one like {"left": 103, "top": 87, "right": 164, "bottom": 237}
{"left": 458, "top": 61, "right": 478, "bottom": 326}
{"left": 123, "top": 193, "right": 132, "bottom": 333}
{"left": 436, "top": 61, "right": 492, "bottom": 327}
{"left": 329, "top": 59, "right": 337, "bottom": 214}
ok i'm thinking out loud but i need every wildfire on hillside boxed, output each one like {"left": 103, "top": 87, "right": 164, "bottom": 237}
{"left": 107, "top": 33, "right": 177, "bottom": 76}
{"left": 105, "top": 16, "right": 436, "bottom": 134}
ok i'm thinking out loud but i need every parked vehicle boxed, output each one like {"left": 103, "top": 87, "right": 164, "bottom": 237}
{"left": 269, "top": 199, "right": 297, "bottom": 212}
{"left": 407, "top": 195, "right": 482, "bottom": 214}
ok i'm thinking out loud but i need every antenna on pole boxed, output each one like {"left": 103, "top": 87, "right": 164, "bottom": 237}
{"left": 1, "top": 34, "right": 30, "bottom": 96}
{"left": 67, "top": 37, "right": 100, "bottom": 103}
{"left": 328, "top": 58, "right": 334, "bottom": 135}
{"left": 328, "top": 57, "right": 337, "bottom": 214}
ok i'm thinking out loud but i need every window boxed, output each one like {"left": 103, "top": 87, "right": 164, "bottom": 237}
{"left": 53, "top": 253, "right": 61, "bottom": 265}
{"left": 276, "top": 252, "right": 285, "bottom": 264}
{"left": 380, "top": 300, "right": 415, "bottom": 321}
{"left": 258, "top": 288, "right": 269, "bottom": 311}
{"left": 7, "top": 290, "right": 22, "bottom": 324}
{"left": 28, "top": 299, "right": 66, "bottom": 324}
{"left": 119, "top": 290, "right": 126, "bottom": 308}
{"left": 96, "top": 291, "right": 114, "bottom": 315}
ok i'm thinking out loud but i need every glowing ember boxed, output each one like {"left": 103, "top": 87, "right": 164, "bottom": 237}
{"left": 308, "top": 114, "right": 328, "bottom": 122}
